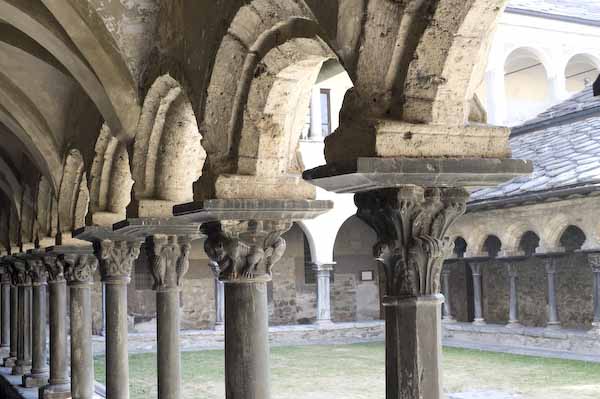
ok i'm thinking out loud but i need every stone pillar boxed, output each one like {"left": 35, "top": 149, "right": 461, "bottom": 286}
{"left": 309, "top": 88, "right": 323, "bottom": 140}
{"left": 469, "top": 262, "right": 485, "bottom": 325}
{"left": 204, "top": 220, "right": 291, "bottom": 399}
{"left": 62, "top": 253, "right": 98, "bottom": 399}
{"left": 147, "top": 235, "right": 191, "bottom": 399}
{"left": 587, "top": 254, "right": 600, "bottom": 333}
{"left": 544, "top": 258, "right": 560, "bottom": 329}
{"left": 314, "top": 263, "right": 334, "bottom": 325}
{"left": 23, "top": 257, "right": 49, "bottom": 387}
{"left": 96, "top": 240, "right": 141, "bottom": 399}
{"left": 441, "top": 266, "right": 454, "bottom": 322}
{"left": 3, "top": 277, "right": 17, "bottom": 367}
{"left": 39, "top": 256, "right": 70, "bottom": 399}
{"left": 1, "top": 271, "right": 10, "bottom": 350}
{"left": 209, "top": 261, "right": 224, "bottom": 330}
{"left": 354, "top": 187, "right": 468, "bottom": 399}
{"left": 506, "top": 263, "right": 521, "bottom": 327}
{"left": 13, "top": 260, "right": 32, "bottom": 375}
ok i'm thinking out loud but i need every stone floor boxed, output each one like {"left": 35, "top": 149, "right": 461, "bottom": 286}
{"left": 449, "top": 391, "right": 521, "bottom": 399}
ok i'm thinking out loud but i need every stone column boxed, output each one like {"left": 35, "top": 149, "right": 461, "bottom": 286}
{"left": 204, "top": 220, "right": 291, "bottom": 399}
{"left": 1, "top": 271, "right": 10, "bottom": 350}
{"left": 13, "top": 260, "right": 32, "bottom": 376}
{"left": 506, "top": 263, "right": 521, "bottom": 327}
{"left": 96, "top": 240, "right": 141, "bottom": 399}
{"left": 309, "top": 88, "right": 323, "bottom": 140}
{"left": 209, "top": 261, "right": 224, "bottom": 330}
{"left": 314, "top": 263, "right": 334, "bottom": 325}
{"left": 23, "top": 257, "right": 49, "bottom": 387}
{"left": 62, "top": 253, "right": 98, "bottom": 399}
{"left": 147, "top": 235, "right": 191, "bottom": 399}
{"left": 544, "top": 258, "right": 561, "bottom": 329}
{"left": 587, "top": 253, "right": 600, "bottom": 333}
{"left": 39, "top": 256, "right": 70, "bottom": 399}
{"left": 3, "top": 276, "right": 17, "bottom": 368}
{"left": 441, "top": 266, "right": 454, "bottom": 322}
{"left": 485, "top": 68, "right": 507, "bottom": 125}
{"left": 354, "top": 187, "right": 468, "bottom": 399}
{"left": 469, "top": 262, "right": 485, "bottom": 325}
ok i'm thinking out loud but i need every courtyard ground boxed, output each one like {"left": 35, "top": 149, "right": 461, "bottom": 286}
{"left": 94, "top": 343, "right": 600, "bottom": 399}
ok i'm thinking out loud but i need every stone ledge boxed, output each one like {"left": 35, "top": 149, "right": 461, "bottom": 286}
{"left": 303, "top": 158, "right": 533, "bottom": 193}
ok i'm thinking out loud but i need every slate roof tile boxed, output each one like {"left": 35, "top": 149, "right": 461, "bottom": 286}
{"left": 508, "top": 0, "right": 600, "bottom": 22}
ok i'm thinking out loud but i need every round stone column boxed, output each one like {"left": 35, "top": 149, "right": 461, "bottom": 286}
{"left": 1, "top": 271, "right": 11, "bottom": 350}
{"left": 147, "top": 235, "right": 191, "bottom": 399}
{"left": 314, "top": 263, "right": 334, "bottom": 325}
{"left": 24, "top": 257, "right": 49, "bottom": 387}
{"left": 13, "top": 261, "right": 32, "bottom": 376}
{"left": 441, "top": 266, "right": 455, "bottom": 322}
{"left": 209, "top": 261, "right": 224, "bottom": 330}
{"left": 3, "top": 278, "right": 18, "bottom": 368}
{"left": 63, "top": 253, "right": 98, "bottom": 399}
{"left": 506, "top": 263, "right": 521, "bottom": 328}
{"left": 40, "top": 256, "right": 70, "bottom": 399}
{"left": 544, "top": 258, "right": 560, "bottom": 329}
{"left": 587, "top": 253, "right": 600, "bottom": 333}
{"left": 96, "top": 240, "right": 141, "bottom": 399}
{"left": 469, "top": 262, "right": 486, "bottom": 325}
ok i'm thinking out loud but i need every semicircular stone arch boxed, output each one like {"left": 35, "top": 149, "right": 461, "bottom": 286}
{"left": 57, "top": 148, "right": 89, "bottom": 241}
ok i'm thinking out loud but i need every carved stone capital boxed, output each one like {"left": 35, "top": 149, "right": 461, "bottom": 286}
{"left": 25, "top": 257, "right": 48, "bottom": 285}
{"left": 588, "top": 253, "right": 600, "bottom": 273}
{"left": 469, "top": 263, "right": 483, "bottom": 276}
{"left": 61, "top": 253, "right": 98, "bottom": 285}
{"left": 146, "top": 235, "right": 190, "bottom": 291}
{"left": 203, "top": 220, "right": 291, "bottom": 283}
{"left": 43, "top": 256, "right": 65, "bottom": 283}
{"left": 96, "top": 240, "right": 142, "bottom": 283}
{"left": 507, "top": 263, "right": 518, "bottom": 279}
{"left": 9, "top": 260, "right": 31, "bottom": 286}
{"left": 355, "top": 186, "right": 468, "bottom": 297}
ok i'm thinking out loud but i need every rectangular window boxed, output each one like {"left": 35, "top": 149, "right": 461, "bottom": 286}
{"left": 320, "top": 89, "right": 332, "bottom": 136}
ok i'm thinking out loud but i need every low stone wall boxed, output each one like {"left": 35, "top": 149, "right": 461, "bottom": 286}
{"left": 444, "top": 322, "right": 600, "bottom": 357}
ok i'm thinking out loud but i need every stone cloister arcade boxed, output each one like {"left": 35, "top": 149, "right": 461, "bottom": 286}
{"left": 0, "top": 2, "right": 533, "bottom": 399}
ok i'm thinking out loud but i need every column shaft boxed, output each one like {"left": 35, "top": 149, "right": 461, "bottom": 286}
{"left": 225, "top": 282, "right": 270, "bottom": 399}
{"left": 469, "top": 263, "right": 485, "bottom": 325}
{"left": 70, "top": 284, "right": 94, "bottom": 399}
{"left": 14, "top": 284, "right": 32, "bottom": 375}
{"left": 545, "top": 259, "right": 560, "bottom": 328}
{"left": 441, "top": 269, "right": 454, "bottom": 321}
{"left": 105, "top": 282, "right": 130, "bottom": 399}
{"left": 1, "top": 281, "right": 9, "bottom": 348}
{"left": 3, "top": 285, "right": 17, "bottom": 367}
{"left": 157, "top": 289, "right": 181, "bottom": 399}
{"left": 214, "top": 279, "right": 224, "bottom": 329}
{"left": 593, "top": 271, "right": 600, "bottom": 326}
{"left": 315, "top": 264, "right": 333, "bottom": 325}
{"left": 24, "top": 282, "right": 49, "bottom": 387}
{"left": 40, "top": 280, "right": 70, "bottom": 398}
{"left": 507, "top": 264, "right": 520, "bottom": 327}
{"left": 385, "top": 295, "right": 443, "bottom": 399}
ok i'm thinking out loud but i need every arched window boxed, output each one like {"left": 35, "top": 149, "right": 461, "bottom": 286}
{"left": 564, "top": 54, "right": 600, "bottom": 94}
{"left": 519, "top": 231, "right": 540, "bottom": 257}
{"left": 483, "top": 235, "right": 502, "bottom": 258}
{"left": 559, "top": 225, "right": 586, "bottom": 252}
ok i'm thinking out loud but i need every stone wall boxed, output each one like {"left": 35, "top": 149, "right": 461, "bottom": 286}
{"left": 444, "top": 252, "right": 595, "bottom": 329}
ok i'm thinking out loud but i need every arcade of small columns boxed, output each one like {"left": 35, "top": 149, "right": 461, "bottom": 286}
{"left": 441, "top": 252, "right": 600, "bottom": 331}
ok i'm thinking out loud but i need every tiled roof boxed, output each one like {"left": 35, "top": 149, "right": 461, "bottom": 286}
{"left": 470, "top": 87, "right": 600, "bottom": 203}
{"left": 508, "top": 0, "right": 600, "bottom": 22}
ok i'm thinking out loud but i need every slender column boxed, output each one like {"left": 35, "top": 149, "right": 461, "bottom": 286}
{"left": 147, "top": 235, "right": 191, "bottom": 399}
{"left": 96, "top": 240, "right": 141, "bottom": 399}
{"left": 13, "top": 260, "right": 32, "bottom": 375}
{"left": 62, "top": 253, "right": 98, "bottom": 399}
{"left": 309, "top": 88, "right": 323, "bottom": 139}
{"left": 587, "top": 254, "right": 600, "bottom": 333}
{"left": 441, "top": 266, "right": 454, "bottom": 322}
{"left": 506, "top": 263, "right": 521, "bottom": 327}
{"left": 1, "top": 271, "right": 10, "bottom": 349}
{"left": 354, "top": 187, "right": 468, "bottom": 399}
{"left": 544, "top": 258, "right": 560, "bottom": 329}
{"left": 3, "top": 276, "right": 18, "bottom": 367}
{"left": 314, "top": 263, "right": 334, "bottom": 325}
{"left": 469, "top": 262, "right": 485, "bottom": 325}
{"left": 204, "top": 220, "right": 290, "bottom": 399}
{"left": 40, "top": 256, "right": 70, "bottom": 399}
{"left": 24, "top": 257, "right": 49, "bottom": 387}
{"left": 209, "top": 261, "right": 225, "bottom": 330}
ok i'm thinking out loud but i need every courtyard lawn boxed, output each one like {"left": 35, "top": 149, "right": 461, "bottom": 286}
{"left": 94, "top": 343, "right": 600, "bottom": 399}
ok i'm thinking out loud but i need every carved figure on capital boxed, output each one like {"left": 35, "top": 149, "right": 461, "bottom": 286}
{"left": 147, "top": 235, "right": 190, "bottom": 291}
{"left": 96, "top": 240, "right": 141, "bottom": 280}
{"left": 25, "top": 257, "right": 48, "bottom": 285}
{"left": 43, "top": 256, "right": 65, "bottom": 283}
{"left": 61, "top": 254, "right": 98, "bottom": 284}
{"left": 355, "top": 186, "right": 468, "bottom": 298}
{"left": 9, "top": 260, "right": 31, "bottom": 286}
{"left": 203, "top": 221, "right": 290, "bottom": 282}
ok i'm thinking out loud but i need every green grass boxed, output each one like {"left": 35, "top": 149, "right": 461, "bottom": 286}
{"left": 94, "top": 343, "right": 600, "bottom": 399}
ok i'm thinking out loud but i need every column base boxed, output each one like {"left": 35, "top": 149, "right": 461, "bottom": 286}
{"left": 12, "top": 364, "right": 32, "bottom": 375}
{"left": 588, "top": 323, "right": 600, "bottom": 335}
{"left": 214, "top": 322, "right": 224, "bottom": 331}
{"left": 546, "top": 322, "right": 561, "bottom": 330}
{"left": 506, "top": 321, "right": 522, "bottom": 329}
{"left": 23, "top": 370, "right": 49, "bottom": 387}
{"left": 40, "top": 382, "right": 71, "bottom": 399}
{"left": 442, "top": 316, "right": 456, "bottom": 323}
{"left": 314, "top": 319, "right": 335, "bottom": 327}
{"left": 472, "top": 318, "right": 486, "bottom": 325}
{"left": 3, "top": 356, "right": 16, "bottom": 367}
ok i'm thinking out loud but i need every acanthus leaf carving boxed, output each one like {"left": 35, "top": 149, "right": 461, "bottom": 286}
{"left": 96, "top": 240, "right": 141, "bottom": 281}
{"left": 356, "top": 187, "right": 468, "bottom": 298}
